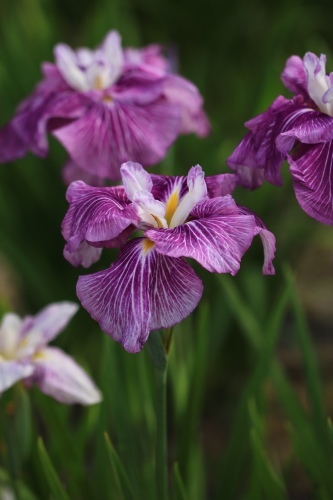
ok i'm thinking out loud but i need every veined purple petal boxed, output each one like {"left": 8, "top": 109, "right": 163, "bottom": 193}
{"left": 281, "top": 55, "right": 308, "bottom": 96}
{"left": 238, "top": 207, "right": 276, "bottom": 275}
{"left": 288, "top": 142, "right": 333, "bottom": 225}
{"left": 205, "top": 173, "right": 239, "bottom": 197}
{"left": 53, "top": 99, "right": 181, "bottom": 180}
{"left": 146, "top": 196, "right": 258, "bottom": 274}
{"left": 18, "top": 302, "right": 79, "bottom": 356}
{"left": 277, "top": 109, "right": 333, "bottom": 150}
{"left": 0, "top": 360, "right": 34, "bottom": 392}
{"left": 163, "top": 74, "right": 211, "bottom": 137}
{"left": 124, "top": 44, "right": 169, "bottom": 75}
{"left": 31, "top": 347, "right": 101, "bottom": 405}
{"left": 77, "top": 238, "right": 203, "bottom": 353}
{"left": 62, "top": 181, "right": 135, "bottom": 259}
{"left": 227, "top": 95, "right": 311, "bottom": 187}
{"left": 64, "top": 241, "right": 103, "bottom": 268}
{"left": 151, "top": 174, "right": 188, "bottom": 203}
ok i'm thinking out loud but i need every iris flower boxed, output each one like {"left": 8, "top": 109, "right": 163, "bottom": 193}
{"left": 227, "top": 52, "right": 333, "bottom": 225}
{"left": 0, "top": 302, "right": 101, "bottom": 405}
{"left": 62, "top": 162, "right": 276, "bottom": 353}
{"left": 0, "top": 31, "right": 210, "bottom": 182}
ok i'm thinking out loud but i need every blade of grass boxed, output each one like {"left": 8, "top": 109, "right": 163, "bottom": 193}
{"left": 37, "top": 437, "right": 70, "bottom": 500}
{"left": 104, "top": 432, "right": 135, "bottom": 500}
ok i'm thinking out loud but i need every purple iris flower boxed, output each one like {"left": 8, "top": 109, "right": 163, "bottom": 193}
{"left": 227, "top": 52, "right": 333, "bottom": 225}
{"left": 0, "top": 302, "right": 101, "bottom": 405}
{"left": 0, "top": 31, "right": 210, "bottom": 182}
{"left": 62, "top": 162, "right": 276, "bottom": 354}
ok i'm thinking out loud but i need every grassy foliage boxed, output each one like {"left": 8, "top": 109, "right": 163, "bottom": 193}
{"left": 1, "top": 0, "right": 333, "bottom": 498}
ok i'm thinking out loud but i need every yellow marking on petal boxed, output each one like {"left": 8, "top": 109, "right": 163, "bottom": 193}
{"left": 32, "top": 351, "right": 46, "bottom": 361}
{"left": 103, "top": 94, "right": 113, "bottom": 103}
{"left": 165, "top": 190, "right": 179, "bottom": 225}
{"left": 94, "top": 74, "right": 105, "bottom": 90}
{"left": 152, "top": 215, "right": 165, "bottom": 228}
{"left": 142, "top": 239, "right": 155, "bottom": 254}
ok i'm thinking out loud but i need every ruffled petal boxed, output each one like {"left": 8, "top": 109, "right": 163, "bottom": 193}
{"left": 63, "top": 241, "right": 103, "bottom": 268}
{"left": 53, "top": 99, "right": 181, "bottom": 180}
{"left": 281, "top": 55, "right": 308, "bottom": 96}
{"left": 205, "top": 173, "right": 239, "bottom": 197}
{"left": 277, "top": 109, "right": 333, "bottom": 149}
{"left": 146, "top": 196, "right": 258, "bottom": 274}
{"left": 227, "top": 95, "right": 311, "bottom": 187}
{"left": 18, "top": 302, "right": 79, "bottom": 356}
{"left": 120, "top": 161, "right": 153, "bottom": 199}
{"left": 77, "top": 238, "right": 203, "bottom": 353}
{"left": 238, "top": 207, "right": 276, "bottom": 275}
{"left": 288, "top": 142, "right": 333, "bottom": 225}
{"left": 62, "top": 181, "right": 135, "bottom": 261}
{"left": 162, "top": 74, "right": 211, "bottom": 137}
{"left": 0, "top": 360, "right": 34, "bottom": 392}
{"left": 31, "top": 347, "right": 102, "bottom": 405}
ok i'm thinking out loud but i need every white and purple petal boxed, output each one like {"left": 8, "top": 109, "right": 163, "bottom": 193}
{"left": 0, "top": 360, "right": 34, "bottom": 392}
{"left": 18, "top": 302, "right": 79, "bottom": 356}
{"left": 31, "top": 347, "right": 102, "bottom": 405}
{"left": 120, "top": 161, "right": 153, "bottom": 200}
{"left": 77, "top": 238, "right": 203, "bottom": 353}
{"left": 52, "top": 99, "right": 181, "bottom": 180}
{"left": 146, "top": 196, "right": 258, "bottom": 274}
{"left": 288, "top": 142, "right": 333, "bottom": 225}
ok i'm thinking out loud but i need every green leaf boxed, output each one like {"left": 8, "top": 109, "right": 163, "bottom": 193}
{"left": 37, "top": 437, "right": 70, "bottom": 500}
{"left": 146, "top": 331, "right": 167, "bottom": 371}
{"left": 172, "top": 462, "right": 188, "bottom": 500}
{"left": 104, "top": 432, "right": 135, "bottom": 500}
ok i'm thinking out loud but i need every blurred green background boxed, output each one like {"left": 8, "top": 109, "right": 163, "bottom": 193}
{"left": 1, "top": 0, "right": 333, "bottom": 498}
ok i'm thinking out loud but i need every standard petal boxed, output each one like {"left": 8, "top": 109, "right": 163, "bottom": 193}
{"left": 17, "top": 302, "right": 79, "bottom": 357}
{"left": 32, "top": 347, "right": 101, "bottom": 405}
{"left": 120, "top": 161, "right": 153, "bottom": 200}
{"left": 77, "top": 238, "right": 203, "bottom": 353}
{"left": 146, "top": 196, "right": 258, "bottom": 274}
{"left": 281, "top": 55, "right": 308, "bottom": 96}
{"left": 62, "top": 181, "right": 135, "bottom": 258}
{"left": 52, "top": 99, "right": 181, "bottom": 180}
{"left": 288, "top": 142, "right": 333, "bottom": 225}
{"left": 0, "top": 360, "right": 34, "bottom": 392}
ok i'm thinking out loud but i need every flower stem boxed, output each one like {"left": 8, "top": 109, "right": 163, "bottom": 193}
{"left": 155, "top": 359, "right": 168, "bottom": 500}
{"left": 146, "top": 330, "right": 171, "bottom": 500}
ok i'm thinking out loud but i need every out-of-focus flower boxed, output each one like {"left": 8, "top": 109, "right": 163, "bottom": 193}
{"left": 0, "top": 302, "right": 101, "bottom": 405}
{"left": 227, "top": 52, "right": 333, "bottom": 225}
{"left": 0, "top": 31, "right": 210, "bottom": 182}
{"left": 62, "top": 162, "right": 275, "bottom": 354}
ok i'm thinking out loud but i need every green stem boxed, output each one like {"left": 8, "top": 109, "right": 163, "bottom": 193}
{"left": 155, "top": 358, "right": 168, "bottom": 500}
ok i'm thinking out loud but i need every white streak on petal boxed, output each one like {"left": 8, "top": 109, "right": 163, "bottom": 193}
{"left": 303, "top": 52, "right": 333, "bottom": 116}
{"left": 132, "top": 190, "right": 167, "bottom": 228}
{"left": 54, "top": 44, "right": 89, "bottom": 92}
{"left": 0, "top": 314, "right": 22, "bottom": 359}
{"left": 17, "top": 302, "right": 79, "bottom": 357}
{"left": 170, "top": 165, "right": 207, "bottom": 228}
